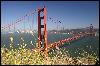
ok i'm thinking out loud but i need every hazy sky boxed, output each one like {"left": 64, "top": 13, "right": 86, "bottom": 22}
{"left": 1, "top": 1, "right": 99, "bottom": 31}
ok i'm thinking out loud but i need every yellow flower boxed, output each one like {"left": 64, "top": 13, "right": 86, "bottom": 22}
{"left": 30, "top": 41, "right": 32, "bottom": 44}
{"left": 10, "top": 37, "right": 13, "bottom": 42}
{"left": 14, "top": 60, "right": 21, "bottom": 65}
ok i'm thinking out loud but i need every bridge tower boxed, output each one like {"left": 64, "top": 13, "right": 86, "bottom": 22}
{"left": 90, "top": 24, "right": 95, "bottom": 36}
{"left": 38, "top": 6, "right": 48, "bottom": 55}
{"left": 89, "top": 24, "right": 95, "bottom": 36}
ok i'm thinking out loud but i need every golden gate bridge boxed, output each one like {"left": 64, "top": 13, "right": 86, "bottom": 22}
{"left": 1, "top": 6, "right": 96, "bottom": 57}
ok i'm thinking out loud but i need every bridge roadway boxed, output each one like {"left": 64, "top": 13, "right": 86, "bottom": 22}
{"left": 33, "top": 33, "right": 87, "bottom": 52}
{"left": 47, "top": 33, "right": 87, "bottom": 49}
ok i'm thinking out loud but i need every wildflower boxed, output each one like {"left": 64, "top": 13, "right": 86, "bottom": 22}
{"left": 10, "top": 37, "right": 13, "bottom": 42}
{"left": 30, "top": 31, "right": 33, "bottom": 34}
{"left": 56, "top": 46, "right": 59, "bottom": 50}
{"left": 30, "top": 41, "right": 32, "bottom": 44}
{"left": 17, "top": 30, "right": 19, "bottom": 33}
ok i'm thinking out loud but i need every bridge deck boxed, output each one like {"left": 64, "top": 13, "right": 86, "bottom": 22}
{"left": 47, "top": 33, "right": 85, "bottom": 49}
{"left": 33, "top": 33, "right": 87, "bottom": 52}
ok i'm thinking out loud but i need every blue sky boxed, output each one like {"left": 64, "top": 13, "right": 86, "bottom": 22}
{"left": 1, "top": 1, "right": 99, "bottom": 31}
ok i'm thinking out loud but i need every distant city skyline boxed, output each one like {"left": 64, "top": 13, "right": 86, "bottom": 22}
{"left": 1, "top": 1, "right": 99, "bottom": 31}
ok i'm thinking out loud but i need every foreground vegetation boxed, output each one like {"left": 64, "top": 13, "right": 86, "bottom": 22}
{"left": 1, "top": 47, "right": 99, "bottom": 65}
